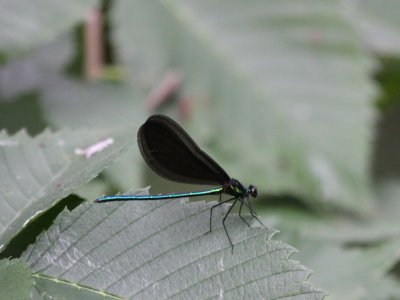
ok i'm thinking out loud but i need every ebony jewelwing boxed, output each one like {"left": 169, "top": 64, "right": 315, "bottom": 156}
{"left": 96, "top": 115, "right": 264, "bottom": 251}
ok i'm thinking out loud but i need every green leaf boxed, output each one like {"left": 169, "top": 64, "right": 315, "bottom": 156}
{"left": 0, "top": 127, "right": 136, "bottom": 250}
{"left": 41, "top": 79, "right": 145, "bottom": 129}
{"left": 22, "top": 196, "right": 325, "bottom": 299}
{"left": 347, "top": 0, "right": 400, "bottom": 54}
{"left": 261, "top": 180, "right": 400, "bottom": 246}
{"left": 374, "top": 57, "right": 400, "bottom": 111}
{"left": 296, "top": 241, "right": 400, "bottom": 300}
{"left": 0, "top": 0, "right": 98, "bottom": 57}
{"left": 114, "top": 0, "right": 376, "bottom": 213}
{"left": 0, "top": 36, "right": 72, "bottom": 99}
{"left": 0, "top": 258, "right": 32, "bottom": 300}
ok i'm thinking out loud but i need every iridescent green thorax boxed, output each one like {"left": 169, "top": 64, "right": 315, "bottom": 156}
{"left": 222, "top": 178, "right": 258, "bottom": 198}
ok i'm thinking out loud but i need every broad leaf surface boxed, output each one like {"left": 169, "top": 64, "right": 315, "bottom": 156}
{"left": 0, "top": 0, "right": 97, "bottom": 57}
{"left": 0, "top": 36, "right": 72, "bottom": 100}
{"left": 261, "top": 180, "right": 400, "bottom": 245}
{"left": 0, "top": 127, "right": 135, "bottom": 249}
{"left": 41, "top": 79, "right": 145, "bottom": 130}
{"left": 114, "top": 0, "right": 376, "bottom": 213}
{"left": 22, "top": 196, "right": 325, "bottom": 299}
{"left": 347, "top": 0, "right": 400, "bottom": 54}
{"left": 296, "top": 241, "right": 400, "bottom": 300}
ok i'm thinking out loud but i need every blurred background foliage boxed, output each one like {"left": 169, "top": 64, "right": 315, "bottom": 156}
{"left": 1, "top": 0, "right": 400, "bottom": 299}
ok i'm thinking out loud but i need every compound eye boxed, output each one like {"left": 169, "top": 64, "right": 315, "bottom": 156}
{"left": 249, "top": 185, "right": 257, "bottom": 197}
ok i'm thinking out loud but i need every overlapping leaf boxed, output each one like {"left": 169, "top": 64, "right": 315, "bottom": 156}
{"left": 0, "top": 0, "right": 97, "bottom": 57}
{"left": 347, "top": 0, "right": 400, "bottom": 54}
{"left": 0, "top": 127, "right": 135, "bottom": 249}
{"left": 114, "top": 0, "right": 376, "bottom": 213}
{"left": 297, "top": 241, "right": 400, "bottom": 300}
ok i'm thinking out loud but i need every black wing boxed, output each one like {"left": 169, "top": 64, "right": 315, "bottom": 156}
{"left": 138, "top": 115, "right": 230, "bottom": 186}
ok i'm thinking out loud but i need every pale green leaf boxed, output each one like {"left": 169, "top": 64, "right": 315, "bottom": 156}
{"left": 297, "top": 241, "right": 400, "bottom": 300}
{"left": 0, "top": 258, "right": 32, "bottom": 300}
{"left": 0, "top": 36, "right": 73, "bottom": 99}
{"left": 347, "top": 0, "right": 400, "bottom": 54}
{"left": 41, "top": 79, "right": 145, "bottom": 129}
{"left": 0, "top": 127, "right": 135, "bottom": 250}
{"left": 22, "top": 197, "right": 325, "bottom": 299}
{"left": 260, "top": 180, "right": 400, "bottom": 245}
{"left": 0, "top": 0, "right": 97, "bottom": 57}
{"left": 114, "top": 0, "right": 376, "bottom": 213}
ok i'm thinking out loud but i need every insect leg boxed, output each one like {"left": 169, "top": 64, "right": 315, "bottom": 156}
{"left": 238, "top": 197, "right": 250, "bottom": 227}
{"left": 208, "top": 196, "right": 236, "bottom": 233}
{"left": 222, "top": 197, "right": 239, "bottom": 253}
{"left": 245, "top": 197, "right": 265, "bottom": 228}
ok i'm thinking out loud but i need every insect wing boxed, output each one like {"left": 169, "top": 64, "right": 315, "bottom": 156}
{"left": 138, "top": 115, "right": 230, "bottom": 186}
